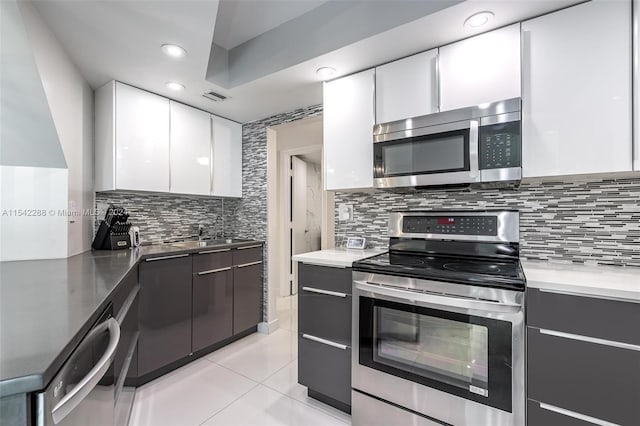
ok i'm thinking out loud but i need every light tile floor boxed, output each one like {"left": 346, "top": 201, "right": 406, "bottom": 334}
{"left": 129, "top": 295, "right": 350, "bottom": 426}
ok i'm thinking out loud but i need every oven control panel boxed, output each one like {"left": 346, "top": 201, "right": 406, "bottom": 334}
{"left": 402, "top": 216, "right": 498, "bottom": 236}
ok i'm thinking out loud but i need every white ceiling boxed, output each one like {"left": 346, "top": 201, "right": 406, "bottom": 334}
{"left": 214, "top": 0, "right": 328, "bottom": 50}
{"left": 33, "top": 0, "right": 583, "bottom": 124}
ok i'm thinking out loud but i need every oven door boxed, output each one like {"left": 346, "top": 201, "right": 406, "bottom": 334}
{"left": 352, "top": 277, "right": 524, "bottom": 426}
{"left": 373, "top": 119, "right": 480, "bottom": 189}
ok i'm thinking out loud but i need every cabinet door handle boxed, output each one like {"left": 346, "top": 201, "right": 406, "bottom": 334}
{"left": 198, "top": 248, "right": 230, "bottom": 255}
{"left": 538, "top": 328, "right": 640, "bottom": 352}
{"left": 538, "top": 402, "right": 619, "bottom": 426}
{"left": 302, "top": 334, "right": 348, "bottom": 350}
{"left": 236, "top": 244, "right": 262, "bottom": 250}
{"left": 235, "top": 261, "right": 262, "bottom": 268}
{"left": 198, "top": 266, "right": 231, "bottom": 275}
{"left": 302, "top": 287, "right": 347, "bottom": 298}
{"left": 145, "top": 253, "right": 189, "bottom": 262}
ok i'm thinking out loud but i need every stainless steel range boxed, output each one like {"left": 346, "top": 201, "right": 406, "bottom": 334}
{"left": 351, "top": 210, "right": 525, "bottom": 426}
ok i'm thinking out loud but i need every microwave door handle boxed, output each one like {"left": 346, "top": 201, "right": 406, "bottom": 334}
{"left": 51, "top": 318, "right": 121, "bottom": 424}
{"left": 469, "top": 120, "right": 479, "bottom": 180}
{"left": 354, "top": 281, "right": 521, "bottom": 314}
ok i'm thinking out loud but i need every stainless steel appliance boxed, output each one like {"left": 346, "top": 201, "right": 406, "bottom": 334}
{"left": 129, "top": 226, "right": 140, "bottom": 248}
{"left": 36, "top": 305, "right": 120, "bottom": 425}
{"left": 373, "top": 99, "right": 521, "bottom": 189}
{"left": 351, "top": 211, "right": 525, "bottom": 426}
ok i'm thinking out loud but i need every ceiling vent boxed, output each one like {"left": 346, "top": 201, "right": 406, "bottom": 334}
{"left": 203, "top": 90, "right": 228, "bottom": 102}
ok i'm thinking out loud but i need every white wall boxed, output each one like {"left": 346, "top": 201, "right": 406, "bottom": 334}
{"left": 18, "top": 0, "right": 95, "bottom": 256}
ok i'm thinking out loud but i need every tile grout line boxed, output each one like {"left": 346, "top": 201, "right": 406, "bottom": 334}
{"left": 197, "top": 381, "right": 261, "bottom": 426}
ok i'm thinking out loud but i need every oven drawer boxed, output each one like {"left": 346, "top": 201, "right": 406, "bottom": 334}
{"left": 527, "top": 399, "right": 604, "bottom": 426}
{"left": 193, "top": 249, "right": 232, "bottom": 273}
{"left": 298, "top": 263, "right": 352, "bottom": 295}
{"left": 298, "top": 334, "right": 351, "bottom": 407}
{"left": 353, "top": 391, "right": 441, "bottom": 426}
{"left": 528, "top": 326, "right": 640, "bottom": 425}
{"left": 527, "top": 288, "right": 640, "bottom": 345}
{"left": 232, "top": 245, "right": 262, "bottom": 265}
{"left": 298, "top": 292, "right": 351, "bottom": 346}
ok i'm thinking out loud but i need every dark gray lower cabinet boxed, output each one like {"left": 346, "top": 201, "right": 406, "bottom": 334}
{"left": 527, "top": 288, "right": 640, "bottom": 426}
{"left": 233, "top": 262, "right": 262, "bottom": 334}
{"left": 297, "top": 263, "right": 352, "bottom": 413}
{"left": 138, "top": 254, "right": 192, "bottom": 377}
{"left": 298, "top": 335, "right": 351, "bottom": 408}
{"left": 192, "top": 269, "right": 233, "bottom": 352}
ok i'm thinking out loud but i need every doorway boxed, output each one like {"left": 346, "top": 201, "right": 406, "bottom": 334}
{"left": 265, "top": 115, "right": 334, "bottom": 334}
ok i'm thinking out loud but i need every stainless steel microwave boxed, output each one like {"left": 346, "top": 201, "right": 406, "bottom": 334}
{"left": 373, "top": 98, "right": 522, "bottom": 189}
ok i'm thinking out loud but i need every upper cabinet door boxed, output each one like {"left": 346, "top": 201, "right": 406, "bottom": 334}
{"left": 212, "top": 116, "right": 242, "bottom": 197}
{"left": 324, "top": 69, "right": 375, "bottom": 191}
{"left": 169, "top": 102, "right": 212, "bottom": 195}
{"left": 375, "top": 49, "right": 438, "bottom": 123}
{"left": 634, "top": 0, "right": 639, "bottom": 172}
{"left": 439, "top": 24, "right": 521, "bottom": 111}
{"left": 521, "top": 0, "right": 632, "bottom": 178}
{"left": 115, "top": 83, "right": 170, "bottom": 192}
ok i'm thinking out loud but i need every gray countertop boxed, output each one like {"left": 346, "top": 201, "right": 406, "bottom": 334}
{"left": 0, "top": 239, "right": 263, "bottom": 397}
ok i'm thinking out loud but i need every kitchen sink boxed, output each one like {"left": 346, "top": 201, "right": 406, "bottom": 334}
{"left": 169, "top": 241, "right": 208, "bottom": 249}
{"left": 169, "top": 239, "right": 253, "bottom": 249}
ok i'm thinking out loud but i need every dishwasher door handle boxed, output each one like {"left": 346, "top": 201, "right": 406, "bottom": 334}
{"left": 51, "top": 318, "right": 121, "bottom": 424}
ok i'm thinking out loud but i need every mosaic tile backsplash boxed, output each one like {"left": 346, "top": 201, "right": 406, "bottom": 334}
{"left": 95, "top": 192, "right": 241, "bottom": 245}
{"left": 334, "top": 177, "right": 640, "bottom": 268}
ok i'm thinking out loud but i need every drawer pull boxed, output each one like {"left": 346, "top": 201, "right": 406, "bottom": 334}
{"left": 539, "top": 402, "right": 619, "bottom": 426}
{"left": 302, "top": 334, "right": 347, "bottom": 350}
{"left": 302, "top": 287, "right": 347, "bottom": 298}
{"left": 198, "top": 267, "right": 232, "bottom": 275}
{"left": 538, "top": 329, "right": 640, "bottom": 352}
{"left": 236, "top": 244, "right": 262, "bottom": 250}
{"left": 236, "top": 261, "right": 262, "bottom": 268}
{"left": 145, "top": 253, "right": 189, "bottom": 262}
{"left": 198, "top": 248, "right": 231, "bottom": 254}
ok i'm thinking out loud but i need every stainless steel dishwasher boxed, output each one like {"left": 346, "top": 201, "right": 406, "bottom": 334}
{"left": 35, "top": 304, "right": 120, "bottom": 426}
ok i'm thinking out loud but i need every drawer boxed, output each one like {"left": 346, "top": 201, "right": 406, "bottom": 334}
{"left": 298, "top": 263, "right": 352, "bottom": 295}
{"left": 232, "top": 245, "right": 262, "bottom": 265}
{"left": 528, "top": 399, "right": 603, "bottom": 426}
{"left": 298, "top": 291, "right": 351, "bottom": 346}
{"left": 527, "top": 288, "right": 640, "bottom": 345}
{"left": 528, "top": 326, "right": 640, "bottom": 425}
{"left": 193, "top": 249, "right": 232, "bottom": 273}
{"left": 298, "top": 334, "right": 351, "bottom": 407}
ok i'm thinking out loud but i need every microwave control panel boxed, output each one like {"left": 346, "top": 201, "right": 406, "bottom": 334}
{"left": 402, "top": 216, "right": 498, "bottom": 236}
{"left": 479, "top": 121, "right": 521, "bottom": 170}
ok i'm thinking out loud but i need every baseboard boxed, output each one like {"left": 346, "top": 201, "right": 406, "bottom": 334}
{"left": 258, "top": 318, "right": 279, "bottom": 334}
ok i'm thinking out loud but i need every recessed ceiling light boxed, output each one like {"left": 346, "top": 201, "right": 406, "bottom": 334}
{"left": 161, "top": 44, "right": 187, "bottom": 59}
{"left": 316, "top": 67, "right": 336, "bottom": 79}
{"left": 464, "top": 11, "right": 494, "bottom": 28}
{"left": 166, "top": 81, "right": 185, "bottom": 91}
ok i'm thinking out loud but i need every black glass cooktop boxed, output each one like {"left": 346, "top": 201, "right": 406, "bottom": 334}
{"left": 353, "top": 252, "right": 526, "bottom": 291}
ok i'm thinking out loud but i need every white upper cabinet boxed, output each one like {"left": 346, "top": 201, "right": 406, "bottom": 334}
{"left": 521, "top": 0, "right": 632, "bottom": 177}
{"left": 375, "top": 49, "right": 438, "bottom": 123}
{"left": 212, "top": 116, "right": 242, "bottom": 197}
{"left": 634, "top": 0, "right": 639, "bottom": 171}
{"left": 114, "top": 82, "right": 170, "bottom": 192}
{"left": 324, "top": 69, "right": 375, "bottom": 191}
{"left": 439, "top": 24, "right": 521, "bottom": 111}
{"left": 169, "top": 101, "right": 211, "bottom": 196}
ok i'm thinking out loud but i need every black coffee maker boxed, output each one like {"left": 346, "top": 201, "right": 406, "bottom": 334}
{"left": 92, "top": 205, "right": 132, "bottom": 250}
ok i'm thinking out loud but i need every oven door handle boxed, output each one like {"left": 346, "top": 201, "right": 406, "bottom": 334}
{"left": 354, "top": 281, "right": 522, "bottom": 313}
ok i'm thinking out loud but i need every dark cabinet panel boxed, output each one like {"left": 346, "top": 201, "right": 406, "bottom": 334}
{"left": 232, "top": 245, "right": 263, "bottom": 265}
{"left": 233, "top": 262, "right": 262, "bottom": 333}
{"left": 299, "top": 292, "right": 351, "bottom": 346}
{"left": 192, "top": 269, "right": 233, "bottom": 352}
{"left": 298, "top": 263, "right": 352, "bottom": 295}
{"left": 528, "top": 327, "right": 640, "bottom": 425}
{"left": 527, "top": 288, "right": 640, "bottom": 345}
{"left": 299, "top": 335, "right": 351, "bottom": 407}
{"left": 138, "top": 255, "right": 192, "bottom": 377}
{"left": 193, "top": 249, "right": 232, "bottom": 273}
{"left": 527, "top": 399, "right": 593, "bottom": 426}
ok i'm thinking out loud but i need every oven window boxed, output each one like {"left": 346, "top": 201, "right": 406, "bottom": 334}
{"left": 359, "top": 296, "right": 512, "bottom": 412}
{"left": 374, "top": 307, "right": 489, "bottom": 392}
